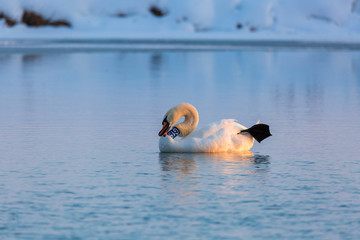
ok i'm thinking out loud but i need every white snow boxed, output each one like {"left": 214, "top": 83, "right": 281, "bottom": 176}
{"left": 1, "top": 0, "right": 360, "bottom": 43}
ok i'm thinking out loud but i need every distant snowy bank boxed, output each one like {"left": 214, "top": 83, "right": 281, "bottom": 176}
{"left": 1, "top": 0, "right": 360, "bottom": 43}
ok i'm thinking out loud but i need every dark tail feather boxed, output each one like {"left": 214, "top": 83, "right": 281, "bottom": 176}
{"left": 240, "top": 123, "right": 272, "bottom": 143}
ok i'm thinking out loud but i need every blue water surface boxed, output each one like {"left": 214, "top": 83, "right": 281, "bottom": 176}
{"left": 0, "top": 48, "right": 360, "bottom": 239}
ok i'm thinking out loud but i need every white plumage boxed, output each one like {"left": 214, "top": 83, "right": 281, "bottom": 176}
{"left": 158, "top": 103, "right": 254, "bottom": 153}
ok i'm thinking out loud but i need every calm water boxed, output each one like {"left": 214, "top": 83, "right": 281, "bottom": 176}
{"left": 0, "top": 49, "right": 360, "bottom": 239}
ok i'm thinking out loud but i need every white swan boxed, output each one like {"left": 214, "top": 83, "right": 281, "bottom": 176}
{"left": 158, "top": 103, "right": 271, "bottom": 153}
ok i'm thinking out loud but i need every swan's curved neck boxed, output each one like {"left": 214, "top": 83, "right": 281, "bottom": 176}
{"left": 164, "top": 103, "right": 199, "bottom": 137}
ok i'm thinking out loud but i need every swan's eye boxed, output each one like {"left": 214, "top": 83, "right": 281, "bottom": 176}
{"left": 162, "top": 117, "right": 169, "bottom": 125}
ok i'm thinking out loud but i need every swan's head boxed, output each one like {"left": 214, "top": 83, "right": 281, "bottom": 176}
{"left": 158, "top": 103, "right": 199, "bottom": 138}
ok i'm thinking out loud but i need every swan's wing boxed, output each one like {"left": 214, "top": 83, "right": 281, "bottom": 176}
{"left": 190, "top": 119, "right": 245, "bottom": 138}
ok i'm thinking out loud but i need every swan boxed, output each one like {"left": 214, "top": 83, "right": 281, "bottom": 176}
{"left": 158, "top": 103, "right": 271, "bottom": 153}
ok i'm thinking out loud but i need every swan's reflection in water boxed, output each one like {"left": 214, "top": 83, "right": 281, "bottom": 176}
{"left": 159, "top": 152, "right": 270, "bottom": 202}
{"left": 160, "top": 153, "right": 198, "bottom": 176}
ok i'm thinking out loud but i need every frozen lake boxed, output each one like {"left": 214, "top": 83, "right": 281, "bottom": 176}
{"left": 0, "top": 48, "right": 360, "bottom": 239}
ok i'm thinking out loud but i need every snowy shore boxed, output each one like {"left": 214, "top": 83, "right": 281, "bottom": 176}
{"left": 1, "top": 0, "right": 360, "bottom": 47}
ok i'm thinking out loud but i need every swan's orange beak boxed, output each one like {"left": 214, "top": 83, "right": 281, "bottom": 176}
{"left": 159, "top": 119, "right": 170, "bottom": 137}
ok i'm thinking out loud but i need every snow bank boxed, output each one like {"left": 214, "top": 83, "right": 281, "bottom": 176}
{"left": 1, "top": 0, "right": 360, "bottom": 42}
